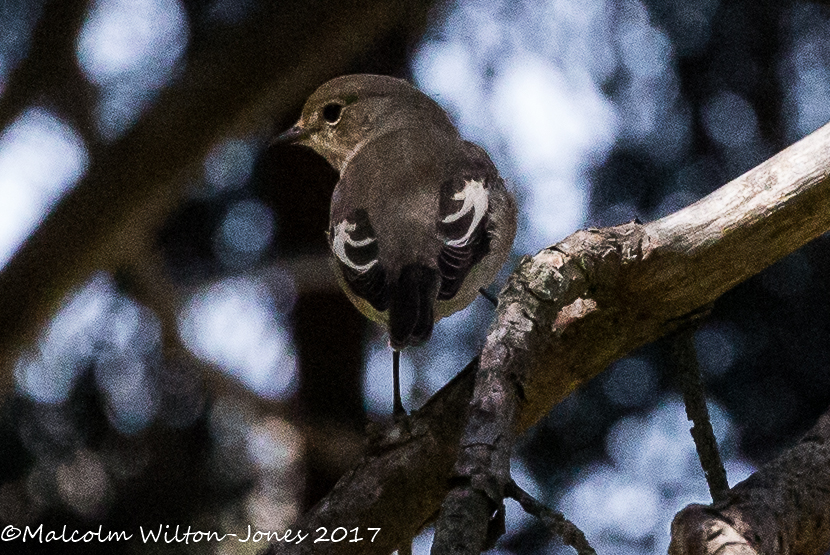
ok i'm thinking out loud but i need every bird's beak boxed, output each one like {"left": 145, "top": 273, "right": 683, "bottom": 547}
{"left": 270, "top": 124, "right": 307, "bottom": 146}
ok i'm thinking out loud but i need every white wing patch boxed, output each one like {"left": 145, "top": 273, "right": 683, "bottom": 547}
{"left": 332, "top": 219, "right": 377, "bottom": 272}
{"left": 442, "top": 179, "right": 489, "bottom": 247}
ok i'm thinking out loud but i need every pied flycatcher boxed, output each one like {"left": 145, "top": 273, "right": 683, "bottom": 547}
{"left": 273, "top": 74, "right": 517, "bottom": 418}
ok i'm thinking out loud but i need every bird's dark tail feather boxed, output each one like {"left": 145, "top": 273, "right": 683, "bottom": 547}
{"left": 389, "top": 265, "right": 439, "bottom": 349}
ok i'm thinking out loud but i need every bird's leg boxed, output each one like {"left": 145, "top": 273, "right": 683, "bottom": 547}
{"left": 479, "top": 287, "right": 498, "bottom": 307}
{"left": 392, "top": 349, "right": 406, "bottom": 420}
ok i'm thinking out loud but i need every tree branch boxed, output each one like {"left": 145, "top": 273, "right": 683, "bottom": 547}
{"left": 673, "top": 324, "right": 730, "bottom": 504}
{"left": 432, "top": 286, "right": 522, "bottom": 554}
{"left": 263, "top": 120, "right": 830, "bottom": 554}
{"left": 669, "top": 406, "right": 830, "bottom": 555}
{"left": 0, "top": 0, "right": 94, "bottom": 142}
{"left": 505, "top": 480, "right": 595, "bottom": 555}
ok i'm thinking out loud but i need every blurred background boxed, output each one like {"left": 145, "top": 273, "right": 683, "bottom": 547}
{"left": 0, "top": 0, "right": 829, "bottom": 553}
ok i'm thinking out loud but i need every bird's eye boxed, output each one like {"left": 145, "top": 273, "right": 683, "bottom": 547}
{"left": 322, "top": 103, "right": 343, "bottom": 124}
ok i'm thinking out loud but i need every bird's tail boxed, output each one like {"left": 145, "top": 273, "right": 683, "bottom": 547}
{"left": 389, "top": 264, "right": 439, "bottom": 349}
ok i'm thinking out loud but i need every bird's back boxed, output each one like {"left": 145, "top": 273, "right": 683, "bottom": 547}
{"left": 328, "top": 127, "right": 511, "bottom": 349}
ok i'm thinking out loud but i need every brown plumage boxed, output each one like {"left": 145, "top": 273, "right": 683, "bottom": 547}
{"left": 273, "top": 74, "right": 517, "bottom": 415}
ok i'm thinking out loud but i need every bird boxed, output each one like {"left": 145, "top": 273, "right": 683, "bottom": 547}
{"left": 272, "top": 74, "right": 517, "bottom": 419}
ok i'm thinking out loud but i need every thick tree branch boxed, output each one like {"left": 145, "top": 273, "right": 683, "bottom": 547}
{"left": 432, "top": 287, "right": 522, "bottom": 553}
{"left": 264, "top": 121, "right": 830, "bottom": 554}
{"left": 264, "top": 360, "right": 480, "bottom": 555}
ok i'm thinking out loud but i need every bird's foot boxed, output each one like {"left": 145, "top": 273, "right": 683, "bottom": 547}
{"left": 479, "top": 287, "right": 498, "bottom": 307}
{"left": 393, "top": 404, "right": 411, "bottom": 426}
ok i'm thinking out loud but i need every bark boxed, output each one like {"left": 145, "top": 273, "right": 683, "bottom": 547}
{"left": 670, "top": 407, "right": 830, "bottom": 555}
{"left": 262, "top": 121, "right": 830, "bottom": 552}
{"left": 673, "top": 326, "right": 730, "bottom": 504}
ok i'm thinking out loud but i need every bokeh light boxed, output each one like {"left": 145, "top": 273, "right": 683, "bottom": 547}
{"left": 15, "top": 273, "right": 163, "bottom": 435}
{"left": 76, "top": 0, "right": 189, "bottom": 139}
{"left": 215, "top": 198, "right": 276, "bottom": 269}
{"left": 179, "top": 276, "right": 298, "bottom": 399}
{"left": 781, "top": 3, "right": 830, "bottom": 143}
{"left": 0, "top": 108, "right": 87, "bottom": 270}
{"left": 204, "top": 139, "right": 258, "bottom": 192}
{"left": 560, "top": 397, "right": 753, "bottom": 554}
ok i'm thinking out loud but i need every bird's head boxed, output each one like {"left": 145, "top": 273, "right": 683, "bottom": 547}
{"left": 272, "top": 74, "right": 457, "bottom": 172}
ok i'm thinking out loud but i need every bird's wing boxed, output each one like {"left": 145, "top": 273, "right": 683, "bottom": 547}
{"left": 328, "top": 132, "right": 500, "bottom": 347}
{"left": 329, "top": 207, "right": 389, "bottom": 312}
{"left": 436, "top": 141, "right": 498, "bottom": 301}
{"left": 329, "top": 197, "right": 440, "bottom": 348}
{"left": 328, "top": 130, "right": 448, "bottom": 318}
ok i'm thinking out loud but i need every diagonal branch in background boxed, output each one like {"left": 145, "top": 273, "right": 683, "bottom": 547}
{"left": 0, "top": 0, "right": 436, "bottom": 394}
{"left": 0, "top": 0, "right": 95, "bottom": 142}
{"left": 263, "top": 120, "right": 830, "bottom": 555}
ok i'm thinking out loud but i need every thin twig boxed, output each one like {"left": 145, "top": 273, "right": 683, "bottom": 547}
{"left": 505, "top": 480, "right": 595, "bottom": 555}
{"left": 672, "top": 325, "right": 729, "bottom": 504}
